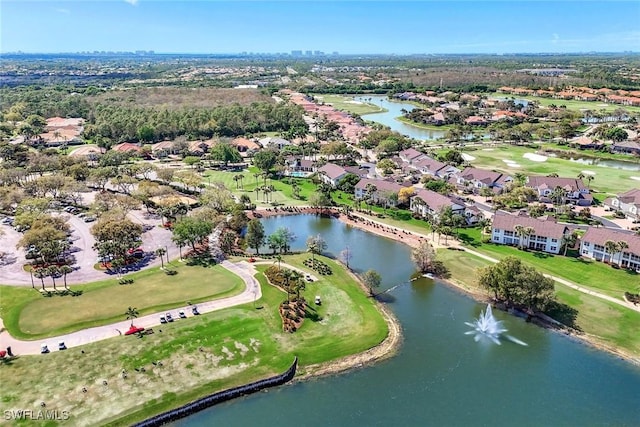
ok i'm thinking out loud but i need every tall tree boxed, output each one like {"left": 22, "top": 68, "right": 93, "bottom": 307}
{"left": 411, "top": 241, "right": 436, "bottom": 273}
{"left": 172, "top": 217, "right": 214, "bottom": 252}
{"left": 306, "top": 234, "right": 327, "bottom": 262}
{"left": 246, "top": 219, "right": 266, "bottom": 255}
{"left": 125, "top": 306, "right": 139, "bottom": 327}
{"left": 361, "top": 269, "right": 382, "bottom": 297}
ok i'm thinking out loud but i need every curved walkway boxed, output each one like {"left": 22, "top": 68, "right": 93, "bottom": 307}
{"left": 338, "top": 210, "right": 640, "bottom": 314}
{"left": 0, "top": 260, "right": 262, "bottom": 356}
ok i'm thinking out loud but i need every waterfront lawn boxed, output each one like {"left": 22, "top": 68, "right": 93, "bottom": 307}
{"left": 437, "top": 249, "right": 640, "bottom": 357}
{"left": 203, "top": 168, "right": 316, "bottom": 206}
{"left": 1, "top": 255, "right": 387, "bottom": 427}
{"left": 3, "top": 264, "right": 243, "bottom": 339}
{"left": 313, "top": 94, "right": 386, "bottom": 116}
{"left": 465, "top": 144, "right": 640, "bottom": 195}
{"left": 458, "top": 227, "right": 640, "bottom": 299}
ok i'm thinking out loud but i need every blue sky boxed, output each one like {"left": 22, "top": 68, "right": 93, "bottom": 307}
{"left": 2, "top": 1, "right": 639, "bottom": 54}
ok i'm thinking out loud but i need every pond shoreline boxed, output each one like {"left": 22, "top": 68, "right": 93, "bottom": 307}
{"left": 250, "top": 208, "right": 640, "bottom": 367}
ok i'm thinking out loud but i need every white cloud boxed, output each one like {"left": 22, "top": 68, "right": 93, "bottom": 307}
{"left": 124, "top": 0, "right": 139, "bottom": 5}
{"left": 54, "top": 8, "right": 70, "bottom": 14}
{"left": 552, "top": 33, "right": 560, "bottom": 44}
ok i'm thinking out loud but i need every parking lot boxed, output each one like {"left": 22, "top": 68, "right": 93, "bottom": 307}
{"left": 0, "top": 197, "right": 180, "bottom": 286}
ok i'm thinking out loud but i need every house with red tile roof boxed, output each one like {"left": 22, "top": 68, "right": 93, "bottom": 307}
{"left": 112, "top": 142, "right": 141, "bottom": 153}
{"left": 490, "top": 211, "right": 569, "bottom": 254}
{"left": 580, "top": 227, "right": 640, "bottom": 270}
{"left": 232, "top": 137, "right": 261, "bottom": 153}
{"left": 612, "top": 140, "right": 640, "bottom": 155}
{"left": 604, "top": 189, "right": 640, "bottom": 220}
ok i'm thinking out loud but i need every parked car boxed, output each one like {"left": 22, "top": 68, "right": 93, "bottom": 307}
{"left": 166, "top": 313, "right": 173, "bottom": 322}
{"left": 160, "top": 316, "right": 167, "bottom": 324}
{"left": 41, "top": 344, "right": 50, "bottom": 354}
{"left": 179, "top": 310, "right": 186, "bottom": 319}
{"left": 58, "top": 341, "right": 67, "bottom": 350}
{"left": 315, "top": 296, "right": 322, "bottom": 305}
{"left": 77, "top": 212, "right": 87, "bottom": 218}
{"left": 1, "top": 217, "right": 13, "bottom": 224}
{"left": 192, "top": 306, "right": 200, "bottom": 315}
{"left": 83, "top": 216, "right": 96, "bottom": 223}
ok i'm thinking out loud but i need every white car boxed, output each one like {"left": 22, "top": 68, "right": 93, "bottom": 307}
{"left": 41, "top": 344, "right": 50, "bottom": 354}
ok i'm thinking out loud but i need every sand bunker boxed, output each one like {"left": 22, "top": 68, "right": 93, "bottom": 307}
{"left": 481, "top": 148, "right": 494, "bottom": 151}
{"left": 630, "top": 176, "right": 640, "bottom": 181}
{"left": 581, "top": 170, "right": 596, "bottom": 176}
{"left": 461, "top": 153, "right": 476, "bottom": 161}
{"left": 503, "top": 159, "right": 521, "bottom": 167}
{"left": 523, "top": 153, "right": 547, "bottom": 162}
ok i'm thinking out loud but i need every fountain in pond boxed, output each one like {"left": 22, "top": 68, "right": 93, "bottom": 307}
{"left": 465, "top": 304, "right": 527, "bottom": 346}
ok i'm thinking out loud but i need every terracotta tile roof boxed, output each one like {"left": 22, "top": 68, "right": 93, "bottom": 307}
{"left": 112, "top": 142, "right": 141, "bottom": 152}
{"left": 492, "top": 211, "right": 568, "bottom": 239}
{"left": 582, "top": 227, "right": 640, "bottom": 255}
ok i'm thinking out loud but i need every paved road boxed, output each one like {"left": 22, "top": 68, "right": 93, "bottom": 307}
{"left": 0, "top": 260, "right": 261, "bottom": 356}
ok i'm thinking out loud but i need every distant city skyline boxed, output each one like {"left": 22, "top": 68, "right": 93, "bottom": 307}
{"left": 2, "top": 1, "right": 639, "bottom": 54}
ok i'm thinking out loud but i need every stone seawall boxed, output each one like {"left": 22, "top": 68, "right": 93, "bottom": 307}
{"left": 133, "top": 357, "right": 298, "bottom": 427}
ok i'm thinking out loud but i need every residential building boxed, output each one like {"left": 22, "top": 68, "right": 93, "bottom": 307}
{"left": 318, "top": 163, "right": 348, "bottom": 187}
{"left": 111, "top": 142, "right": 141, "bottom": 153}
{"left": 526, "top": 176, "right": 592, "bottom": 206}
{"left": 399, "top": 148, "right": 427, "bottom": 165}
{"left": 152, "top": 141, "right": 179, "bottom": 157}
{"left": 258, "top": 137, "right": 291, "bottom": 150}
{"left": 354, "top": 178, "right": 404, "bottom": 204}
{"left": 412, "top": 156, "right": 459, "bottom": 178}
{"left": 409, "top": 189, "right": 478, "bottom": 223}
{"left": 490, "top": 211, "right": 569, "bottom": 254}
{"left": 284, "top": 157, "right": 316, "bottom": 177}
{"left": 453, "top": 167, "right": 512, "bottom": 194}
{"left": 580, "top": 227, "right": 640, "bottom": 270}
{"left": 612, "top": 140, "right": 640, "bottom": 155}
{"left": 232, "top": 137, "right": 262, "bottom": 155}
{"left": 604, "top": 189, "right": 640, "bottom": 220}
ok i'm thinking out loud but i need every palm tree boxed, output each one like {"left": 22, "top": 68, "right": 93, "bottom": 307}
{"left": 586, "top": 175, "right": 594, "bottom": 189}
{"left": 604, "top": 240, "right": 618, "bottom": 263}
{"left": 59, "top": 265, "right": 73, "bottom": 290}
{"left": 514, "top": 225, "right": 534, "bottom": 250}
{"left": 155, "top": 247, "right": 167, "bottom": 269}
{"left": 34, "top": 268, "right": 47, "bottom": 290}
{"left": 233, "top": 175, "right": 240, "bottom": 189}
{"left": 125, "top": 306, "right": 139, "bottom": 327}
{"left": 275, "top": 254, "right": 282, "bottom": 270}
{"left": 616, "top": 241, "right": 629, "bottom": 267}
{"left": 281, "top": 268, "right": 294, "bottom": 303}
{"left": 47, "top": 266, "right": 60, "bottom": 291}
{"left": 562, "top": 231, "right": 578, "bottom": 256}
{"left": 550, "top": 186, "right": 565, "bottom": 215}
{"left": 577, "top": 172, "right": 585, "bottom": 181}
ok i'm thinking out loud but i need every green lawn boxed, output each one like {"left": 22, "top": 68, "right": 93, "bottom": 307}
{"left": 204, "top": 168, "right": 317, "bottom": 206}
{"left": 458, "top": 227, "right": 640, "bottom": 299}
{"left": 494, "top": 91, "right": 640, "bottom": 113}
{"left": 464, "top": 144, "right": 640, "bottom": 195}
{"left": 437, "top": 248, "right": 640, "bottom": 356}
{"left": 313, "top": 94, "right": 386, "bottom": 116}
{"left": 1, "top": 254, "right": 387, "bottom": 426}
{"left": 2, "top": 263, "right": 243, "bottom": 339}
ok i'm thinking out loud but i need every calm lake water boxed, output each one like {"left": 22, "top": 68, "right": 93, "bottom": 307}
{"left": 353, "top": 95, "right": 446, "bottom": 141}
{"left": 177, "top": 215, "right": 640, "bottom": 426}
{"left": 567, "top": 157, "right": 640, "bottom": 171}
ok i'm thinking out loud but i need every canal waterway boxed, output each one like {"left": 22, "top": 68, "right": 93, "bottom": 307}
{"left": 353, "top": 95, "right": 446, "bottom": 141}
{"left": 177, "top": 215, "right": 640, "bottom": 426}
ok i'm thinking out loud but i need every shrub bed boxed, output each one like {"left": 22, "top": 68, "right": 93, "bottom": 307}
{"left": 302, "top": 258, "right": 332, "bottom": 275}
